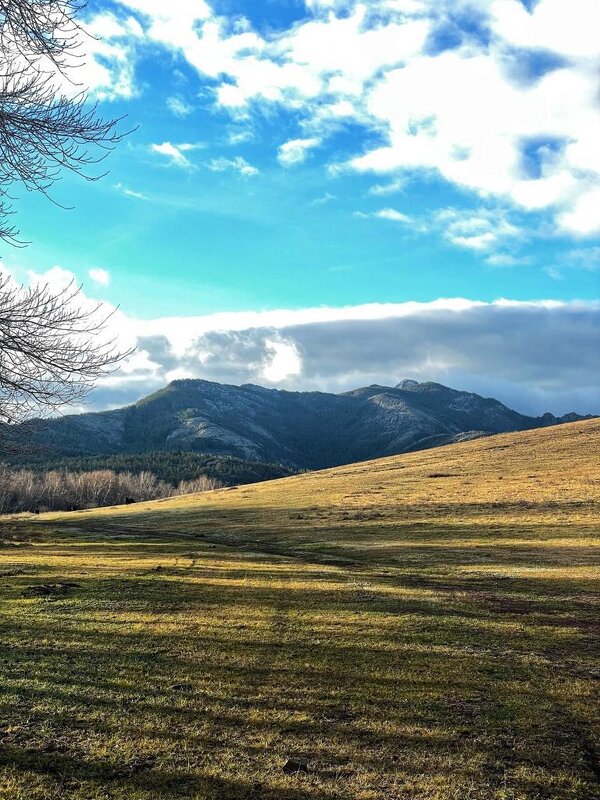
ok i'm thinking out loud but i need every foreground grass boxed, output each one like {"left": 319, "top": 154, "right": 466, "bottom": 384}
{"left": 0, "top": 420, "right": 598, "bottom": 799}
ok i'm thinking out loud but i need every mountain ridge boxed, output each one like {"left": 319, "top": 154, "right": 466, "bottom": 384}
{"left": 14, "top": 378, "right": 594, "bottom": 470}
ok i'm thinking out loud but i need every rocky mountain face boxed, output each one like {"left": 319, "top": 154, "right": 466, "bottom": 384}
{"left": 23, "top": 379, "right": 594, "bottom": 470}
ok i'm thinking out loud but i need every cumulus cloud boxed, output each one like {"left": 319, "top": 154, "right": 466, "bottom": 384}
{"left": 374, "top": 208, "right": 413, "bottom": 224}
{"left": 4, "top": 266, "right": 133, "bottom": 399}
{"left": 558, "top": 188, "right": 600, "bottom": 236}
{"left": 368, "top": 179, "right": 407, "bottom": 197}
{"left": 150, "top": 142, "right": 204, "bottom": 169}
{"left": 277, "top": 138, "right": 321, "bottom": 166}
{"left": 206, "top": 156, "right": 259, "bottom": 176}
{"left": 79, "top": 12, "right": 143, "bottom": 100}
{"left": 166, "top": 95, "right": 193, "bottom": 117}
{"left": 542, "top": 245, "right": 600, "bottom": 279}
{"left": 261, "top": 338, "right": 303, "bottom": 382}
{"left": 436, "top": 208, "right": 521, "bottom": 251}
{"left": 88, "top": 268, "right": 111, "bottom": 286}
{"left": 355, "top": 205, "right": 523, "bottom": 253}
{"left": 97, "top": 0, "right": 600, "bottom": 238}
{"left": 486, "top": 253, "right": 530, "bottom": 267}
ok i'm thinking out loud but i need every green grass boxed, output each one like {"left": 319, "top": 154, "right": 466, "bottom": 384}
{"left": 0, "top": 420, "right": 599, "bottom": 799}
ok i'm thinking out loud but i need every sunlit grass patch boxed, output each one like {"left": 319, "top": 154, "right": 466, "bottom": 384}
{"left": 1, "top": 420, "right": 599, "bottom": 799}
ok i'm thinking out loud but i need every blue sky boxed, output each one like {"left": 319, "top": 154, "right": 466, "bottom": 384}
{"left": 2, "top": 0, "right": 599, "bottom": 413}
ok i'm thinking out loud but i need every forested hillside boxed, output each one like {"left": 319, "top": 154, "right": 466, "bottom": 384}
{"left": 5, "top": 451, "right": 298, "bottom": 487}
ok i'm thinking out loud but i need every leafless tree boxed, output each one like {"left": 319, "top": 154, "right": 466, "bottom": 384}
{"left": 0, "top": 0, "right": 127, "bottom": 243}
{"left": 0, "top": 465, "right": 222, "bottom": 513}
{"left": 0, "top": 273, "right": 132, "bottom": 451}
{"left": 0, "top": 2, "right": 133, "bottom": 450}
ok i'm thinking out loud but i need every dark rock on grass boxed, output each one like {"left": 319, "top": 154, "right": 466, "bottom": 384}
{"left": 283, "top": 756, "right": 309, "bottom": 774}
{"left": 23, "top": 582, "right": 81, "bottom": 597}
{"left": 23, "top": 585, "right": 53, "bottom": 597}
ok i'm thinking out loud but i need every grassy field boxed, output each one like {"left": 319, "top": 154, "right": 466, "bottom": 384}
{"left": 0, "top": 419, "right": 598, "bottom": 800}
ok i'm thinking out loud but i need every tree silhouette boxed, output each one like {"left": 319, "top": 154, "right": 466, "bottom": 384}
{"left": 0, "top": 0, "right": 127, "bottom": 243}
{"left": 0, "top": 274, "right": 132, "bottom": 448}
{"left": 0, "top": 1, "right": 132, "bottom": 446}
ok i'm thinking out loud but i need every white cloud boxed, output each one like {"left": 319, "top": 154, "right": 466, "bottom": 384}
{"left": 80, "top": 13, "right": 143, "bottom": 100}
{"left": 544, "top": 266, "right": 563, "bottom": 280}
{"left": 311, "top": 192, "right": 336, "bottom": 205}
{"left": 25, "top": 265, "right": 80, "bottom": 293}
{"left": 355, "top": 205, "right": 524, "bottom": 255}
{"left": 166, "top": 95, "right": 193, "bottom": 117}
{"left": 368, "top": 178, "right": 407, "bottom": 196}
{"left": 88, "top": 268, "right": 111, "bottom": 286}
{"left": 557, "top": 187, "right": 600, "bottom": 236}
{"left": 435, "top": 208, "right": 521, "bottom": 251}
{"left": 150, "top": 141, "right": 191, "bottom": 168}
{"left": 486, "top": 253, "right": 530, "bottom": 267}
{"left": 207, "top": 156, "right": 259, "bottom": 176}
{"left": 73, "top": 0, "right": 600, "bottom": 237}
{"left": 563, "top": 246, "right": 600, "bottom": 271}
{"left": 114, "top": 182, "right": 147, "bottom": 200}
{"left": 150, "top": 141, "right": 203, "bottom": 169}
{"left": 277, "top": 137, "right": 321, "bottom": 166}
{"left": 228, "top": 129, "right": 254, "bottom": 145}
{"left": 10, "top": 265, "right": 132, "bottom": 381}
{"left": 261, "top": 338, "right": 303, "bottom": 383}
{"left": 490, "top": 0, "right": 600, "bottom": 58}
{"left": 354, "top": 208, "right": 414, "bottom": 225}
{"left": 375, "top": 208, "right": 412, "bottom": 224}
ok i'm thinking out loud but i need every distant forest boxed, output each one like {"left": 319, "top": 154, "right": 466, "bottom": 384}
{"left": 4, "top": 451, "right": 299, "bottom": 487}
{"left": 0, "top": 467, "right": 220, "bottom": 515}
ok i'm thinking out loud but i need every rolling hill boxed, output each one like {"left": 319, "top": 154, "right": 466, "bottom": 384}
{"left": 1, "top": 419, "right": 598, "bottom": 800}
{"left": 17, "top": 377, "right": 593, "bottom": 470}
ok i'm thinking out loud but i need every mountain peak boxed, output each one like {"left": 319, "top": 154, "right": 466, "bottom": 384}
{"left": 25, "top": 378, "right": 595, "bottom": 471}
{"left": 396, "top": 379, "right": 420, "bottom": 389}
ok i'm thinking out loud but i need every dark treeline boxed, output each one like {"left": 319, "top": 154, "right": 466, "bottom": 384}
{"left": 5, "top": 451, "right": 298, "bottom": 487}
{"left": 0, "top": 467, "right": 221, "bottom": 515}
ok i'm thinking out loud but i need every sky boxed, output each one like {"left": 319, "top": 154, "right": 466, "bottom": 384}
{"left": 2, "top": 0, "right": 599, "bottom": 415}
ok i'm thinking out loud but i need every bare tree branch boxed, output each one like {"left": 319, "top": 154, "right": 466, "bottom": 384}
{"left": 0, "top": 0, "right": 86, "bottom": 69}
{"left": 0, "top": 2, "right": 134, "bottom": 449}
{"left": 0, "top": 273, "right": 134, "bottom": 451}
{"left": 0, "top": 0, "right": 130, "bottom": 242}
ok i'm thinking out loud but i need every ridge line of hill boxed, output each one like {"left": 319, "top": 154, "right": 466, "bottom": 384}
{"left": 6, "top": 378, "right": 595, "bottom": 474}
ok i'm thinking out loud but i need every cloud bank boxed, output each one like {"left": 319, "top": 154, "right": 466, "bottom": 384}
{"left": 6, "top": 265, "right": 597, "bottom": 416}
{"left": 99, "top": 311, "right": 600, "bottom": 421}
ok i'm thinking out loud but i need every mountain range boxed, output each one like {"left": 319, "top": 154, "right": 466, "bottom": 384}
{"left": 18, "top": 378, "right": 594, "bottom": 471}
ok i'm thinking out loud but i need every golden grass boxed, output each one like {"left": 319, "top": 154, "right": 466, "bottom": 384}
{"left": 0, "top": 419, "right": 599, "bottom": 799}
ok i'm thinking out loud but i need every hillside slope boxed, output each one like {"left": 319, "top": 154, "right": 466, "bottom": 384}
{"left": 22, "top": 377, "right": 593, "bottom": 469}
{"left": 2, "top": 420, "right": 598, "bottom": 800}
{"left": 42, "top": 417, "right": 600, "bottom": 543}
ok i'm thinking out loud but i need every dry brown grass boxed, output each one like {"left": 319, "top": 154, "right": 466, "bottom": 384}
{"left": 0, "top": 419, "right": 598, "bottom": 799}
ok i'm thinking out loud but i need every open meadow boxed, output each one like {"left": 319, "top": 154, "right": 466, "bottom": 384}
{"left": 0, "top": 419, "right": 599, "bottom": 800}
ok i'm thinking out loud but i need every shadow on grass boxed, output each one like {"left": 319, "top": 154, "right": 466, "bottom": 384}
{"left": 0, "top": 744, "right": 344, "bottom": 800}
{"left": 1, "top": 505, "right": 599, "bottom": 799}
